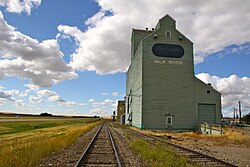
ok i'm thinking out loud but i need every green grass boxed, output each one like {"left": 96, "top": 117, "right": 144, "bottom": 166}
{"left": 129, "top": 139, "right": 193, "bottom": 167}
{"left": 0, "top": 118, "right": 98, "bottom": 135}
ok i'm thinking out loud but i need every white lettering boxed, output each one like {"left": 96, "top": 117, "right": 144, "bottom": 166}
{"left": 154, "top": 60, "right": 183, "bottom": 65}
{"left": 154, "top": 60, "right": 167, "bottom": 64}
{"left": 168, "top": 60, "right": 183, "bottom": 65}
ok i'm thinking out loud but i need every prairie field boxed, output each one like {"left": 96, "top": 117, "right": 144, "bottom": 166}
{"left": 0, "top": 117, "right": 98, "bottom": 135}
{"left": 130, "top": 126, "right": 250, "bottom": 147}
{"left": 0, "top": 116, "right": 100, "bottom": 167}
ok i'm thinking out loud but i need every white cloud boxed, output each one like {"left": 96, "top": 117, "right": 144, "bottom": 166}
{"left": 0, "top": 0, "right": 41, "bottom": 15}
{"left": 36, "top": 89, "right": 86, "bottom": 107}
{"left": 196, "top": 73, "right": 250, "bottom": 116}
{"left": 29, "top": 95, "right": 42, "bottom": 103}
{"left": 0, "top": 88, "right": 27, "bottom": 106}
{"left": 104, "top": 98, "right": 113, "bottom": 104}
{"left": 47, "top": 95, "right": 65, "bottom": 103}
{"left": 112, "top": 100, "right": 118, "bottom": 108}
{"left": 91, "top": 98, "right": 114, "bottom": 108}
{"left": 19, "top": 89, "right": 32, "bottom": 97}
{"left": 112, "top": 92, "right": 118, "bottom": 97}
{"left": 102, "top": 92, "right": 108, "bottom": 96}
{"left": 88, "top": 98, "right": 116, "bottom": 116}
{"left": 57, "top": 25, "right": 84, "bottom": 43}
{"left": 57, "top": 101, "right": 88, "bottom": 109}
{"left": 58, "top": 101, "right": 77, "bottom": 107}
{"left": 36, "top": 89, "right": 57, "bottom": 97}
{"left": 79, "top": 103, "right": 87, "bottom": 106}
{"left": 85, "top": 10, "right": 106, "bottom": 27}
{"left": 0, "top": 11, "right": 78, "bottom": 88}
{"left": 57, "top": 0, "right": 250, "bottom": 74}
{"left": 89, "top": 107, "right": 112, "bottom": 116}
{"left": 88, "top": 99, "right": 96, "bottom": 103}
{"left": 36, "top": 89, "right": 64, "bottom": 103}
{"left": 15, "top": 99, "right": 26, "bottom": 107}
{"left": 19, "top": 92, "right": 28, "bottom": 97}
{"left": 5, "top": 89, "right": 19, "bottom": 96}
{"left": 0, "top": 89, "right": 15, "bottom": 101}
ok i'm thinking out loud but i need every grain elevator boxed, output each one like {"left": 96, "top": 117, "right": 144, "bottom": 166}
{"left": 125, "top": 14, "right": 221, "bottom": 130}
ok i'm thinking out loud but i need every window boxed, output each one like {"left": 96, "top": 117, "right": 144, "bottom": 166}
{"left": 206, "top": 89, "right": 211, "bottom": 94}
{"left": 166, "top": 116, "right": 172, "bottom": 124}
{"left": 165, "top": 30, "right": 171, "bottom": 37}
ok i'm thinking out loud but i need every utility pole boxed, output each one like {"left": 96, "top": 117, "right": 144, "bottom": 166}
{"left": 236, "top": 108, "right": 239, "bottom": 123}
{"left": 233, "top": 108, "right": 236, "bottom": 123}
{"left": 239, "top": 101, "right": 241, "bottom": 124}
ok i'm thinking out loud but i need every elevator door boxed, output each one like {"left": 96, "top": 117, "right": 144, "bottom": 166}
{"left": 198, "top": 104, "right": 216, "bottom": 124}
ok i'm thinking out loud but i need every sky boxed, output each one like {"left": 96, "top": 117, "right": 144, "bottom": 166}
{"left": 0, "top": 0, "right": 249, "bottom": 117}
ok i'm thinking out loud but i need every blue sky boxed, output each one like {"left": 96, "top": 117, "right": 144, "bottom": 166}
{"left": 0, "top": 0, "right": 249, "bottom": 117}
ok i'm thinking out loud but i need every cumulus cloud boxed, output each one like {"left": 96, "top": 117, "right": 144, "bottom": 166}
{"left": 58, "top": 101, "right": 76, "bottom": 107}
{"left": 88, "top": 98, "right": 116, "bottom": 116}
{"left": 29, "top": 95, "right": 42, "bottom": 103}
{"left": 36, "top": 89, "right": 85, "bottom": 107}
{"left": 15, "top": 99, "right": 25, "bottom": 107}
{"left": 94, "top": 99, "right": 114, "bottom": 107}
{"left": 0, "top": 88, "right": 29, "bottom": 107}
{"left": 47, "top": 95, "right": 65, "bottom": 103}
{"left": 57, "top": 0, "right": 250, "bottom": 74}
{"left": 196, "top": 73, "right": 250, "bottom": 115}
{"left": 103, "top": 98, "right": 113, "bottom": 104}
{"left": 4, "top": 89, "right": 19, "bottom": 96}
{"left": 36, "top": 89, "right": 57, "bottom": 97}
{"left": 35, "top": 89, "right": 65, "bottom": 103}
{"left": 0, "top": 0, "right": 41, "bottom": 15}
{"left": 0, "top": 89, "right": 15, "bottom": 101}
{"left": 0, "top": 11, "right": 78, "bottom": 88}
{"left": 89, "top": 108, "right": 111, "bottom": 116}
{"left": 0, "top": 87, "right": 87, "bottom": 114}
{"left": 19, "top": 92, "right": 28, "bottom": 97}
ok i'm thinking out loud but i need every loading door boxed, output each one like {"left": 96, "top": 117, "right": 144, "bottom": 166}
{"left": 198, "top": 104, "right": 216, "bottom": 124}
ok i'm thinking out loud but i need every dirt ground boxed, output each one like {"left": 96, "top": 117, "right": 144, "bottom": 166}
{"left": 145, "top": 126, "right": 250, "bottom": 167}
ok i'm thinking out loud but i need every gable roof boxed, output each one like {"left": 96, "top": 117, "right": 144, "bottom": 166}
{"left": 159, "top": 14, "right": 176, "bottom": 23}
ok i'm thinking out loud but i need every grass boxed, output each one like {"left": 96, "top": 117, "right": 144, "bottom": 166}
{"left": 0, "top": 119, "right": 100, "bottom": 167}
{"left": 172, "top": 127, "right": 250, "bottom": 147}
{"left": 0, "top": 118, "right": 98, "bottom": 135}
{"left": 129, "top": 139, "right": 192, "bottom": 167}
{"left": 129, "top": 126, "right": 250, "bottom": 147}
{"left": 223, "top": 127, "right": 250, "bottom": 146}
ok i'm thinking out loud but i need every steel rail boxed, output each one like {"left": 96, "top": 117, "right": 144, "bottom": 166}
{"left": 74, "top": 123, "right": 104, "bottom": 167}
{"left": 129, "top": 129, "right": 237, "bottom": 167}
{"left": 107, "top": 125, "right": 122, "bottom": 167}
{"left": 75, "top": 123, "right": 122, "bottom": 167}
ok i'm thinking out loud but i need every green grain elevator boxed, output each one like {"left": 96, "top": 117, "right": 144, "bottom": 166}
{"left": 126, "top": 14, "right": 221, "bottom": 130}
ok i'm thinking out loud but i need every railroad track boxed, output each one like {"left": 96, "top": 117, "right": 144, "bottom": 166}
{"left": 129, "top": 129, "right": 237, "bottom": 167}
{"left": 75, "top": 123, "right": 122, "bottom": 167}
